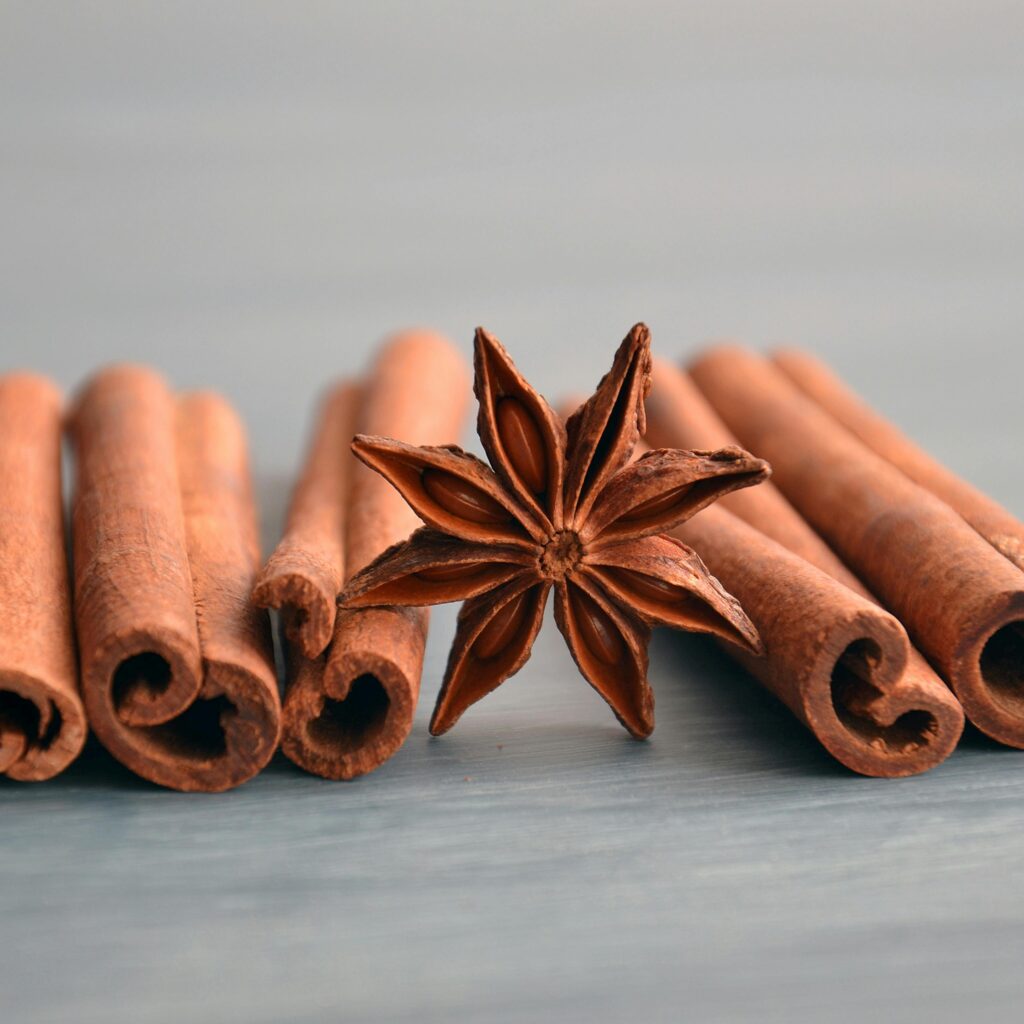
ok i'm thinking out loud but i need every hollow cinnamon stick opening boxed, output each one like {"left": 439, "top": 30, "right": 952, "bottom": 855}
{"left": 642, "top": 361, "right": 962, "bottom": 775}
{"left": 0, "top": 374, "right": 86, "bottom": 781}
{"left": 70, "top": 366, "right": 280, "bottom": 791}
{"left": 690, "top": 345, "right": 1024, "bottom": 748}
{"left": 773, "top": 347, "right": 1024, "bottom": 573}
{"left": 258, "top": 330, "right": 470, "bottom": 779}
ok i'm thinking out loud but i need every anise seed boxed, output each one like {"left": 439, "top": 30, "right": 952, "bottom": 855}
{"left": 474, "top": 590, "right": 529, "bottom": 659}
{"left": 615, "top": 569, "right": 682, "bottom": 602}
{"left": 496, "top": 396, "right": 547, "bottom": 494}
{"left": 571, "top": 587, "right": 624, "bottom": 665}
{"left": 621, "top": 483, "right": 692, "bottom": 521}
{"left": 415, "top": 563, "right": 487, "bottom": 582}
{"left": 422, "top": 468, "right": 511, "bottom": 524}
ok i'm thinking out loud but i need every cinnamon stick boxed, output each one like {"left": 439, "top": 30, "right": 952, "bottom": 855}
{"left": 70, "top": 367, "right": 280, "bottom": 791}
{"left": 690, "top": 345, "right": 1024, "bottom": 748}
{"left": 253, "top": 382, "right": 361, "bottom": 659}
{"left": 646, "top": 358, "right": 858, "bottom": 586}
{"left": 256, "top": 330, "right": 470, "bottom": 779}
{"left": 644, "top": 361, "right": 963, "bottom": 775}
{"left": 678, "top": 507, "right": 963, "bottom": 774}
{"left": 0, "top": 374, "right": 86, "bottom": 780}
{"left": 773, "top": 347, "right": 1024, "bottom": 573}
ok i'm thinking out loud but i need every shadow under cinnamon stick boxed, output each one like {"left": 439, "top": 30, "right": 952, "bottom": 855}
{"left": 689, "top": 345, "right": 1024, "bottom": 749}
{"left": 0, "top": 374, "right": 86, "bottom": 781}
{"left": 69, "top": 366, "right": 280, "bottom": 792}
{"left": 254, "top": 330, "right": 470, "bottom": 779}
{"left": 643, "top": 360, "right": 963, "bottom": 776}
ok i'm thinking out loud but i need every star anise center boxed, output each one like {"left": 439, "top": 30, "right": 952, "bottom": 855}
{"left": 539, "top": 529, "right": 583, "bottom": 580}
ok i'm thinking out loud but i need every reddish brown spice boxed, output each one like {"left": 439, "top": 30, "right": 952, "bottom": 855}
{"left": 0, "top": 374, "right": 86, "bottom": 780}
{"left": 774, "top": 347, "right": 1024, "bottom": 573}
{"left": 689, "top": 345, "right": 1024, "bottom": 749}
{"left": 253, "top": 382, "right": 361, "bottom": 659}
{"left": 255, "top": 331, "right": 471, "bottom": 779}
{"left": 341, "top": 325, "right": 768, "bottom": 739}
{"left": 644, "top": 360, "right": 963, "bottom": 776}
{"left": 680, "top": 506, "right": 963, "bottom": 775}
{"left": 646, "top": 358, "right": 857, "bottom": 583}
{"left": 69, "top": 367, "right": 280, "bottom": 791}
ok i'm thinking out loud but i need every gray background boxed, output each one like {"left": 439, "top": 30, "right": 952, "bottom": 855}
{"left": 1, "top": 3, "right": 1022, "bottom": 1022}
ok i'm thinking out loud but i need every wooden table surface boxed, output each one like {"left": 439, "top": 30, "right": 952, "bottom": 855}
{"left": 2, "top": 5, "right": 1022, "bottom": 1022}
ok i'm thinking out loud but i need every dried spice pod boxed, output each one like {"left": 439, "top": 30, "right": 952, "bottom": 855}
{"left": 432, "top": 576, "right": 551, "bottom": 733}
{"left": 263, "top": 331, "right": 471, "bottom": 780}
{"left": 773, "top": 347, "right": 1024, "bottom": 573}
{"left": 690, "top": 345, "right": 1024, "bottom": 749}
{"left": 0, "top": 374, "right": 86, "bottom": 781}
{"left": 342, "top": 325, "right": 769, "bottom": 739}
{"left": 70, "top": 367, "right": 280, "bottom": 791}
{"left": 643, "top": 363, "right": 963, "bottom": 775}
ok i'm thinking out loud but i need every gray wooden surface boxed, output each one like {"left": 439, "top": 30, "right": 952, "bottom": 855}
{"left": 2, "top": 4, "right": 1023, "bottom": 1022}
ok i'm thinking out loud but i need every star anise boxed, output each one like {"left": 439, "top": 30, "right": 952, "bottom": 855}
{"left": 340, "top": 324, "right": 768, "bottom": 738}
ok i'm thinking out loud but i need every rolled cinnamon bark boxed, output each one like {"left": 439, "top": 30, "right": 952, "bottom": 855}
{"left": 253, "top": 382, "right": 361, "bottom": 659}
{"left": 644, "top": 361, "right": 962, "bottom": 775}
{"left": 70, "top": 367, "right": 280, "bottom": 791}
{"left": 677, "top": 507, "right": 963, "bottom": 776}
{"left": 690, "top": 345, "right": 1024, "bottom": 748}
{"left": 773, "top": 347, "right": 1024, "bottom": 573}
{"left": 0, "top": 374, "right": 86, "bottom": 780}
{"left": 258, "top": 331, "right": 470, "bottom": 780}
{"left": 646, "top": 358, "right": 858, "bottom": 587}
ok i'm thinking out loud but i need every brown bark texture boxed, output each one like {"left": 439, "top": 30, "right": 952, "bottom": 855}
{"left": 69, "top": 366, "right": 280, "bottom": 791}
{"left": 644, "top": 359, "right": 962, "bottom": 775}
{"left": 679, "top": 507, "right": 963, "bottom": 775}
{"left": 256, "top": 330, "right": 470, "bottom": 779}
{"left": 689, "top": 345, "right": 1024, "bottom": 748}
{"left": 252, "top": 382, "right": 361, "bottom": 659}
{"left": 773, "top": 347, "right": 1024, "bottom": 573}
{"left": 646, "top": 358, "right": 858, "bottom": 586}
{"left": 0, "top": 374, "right": 87, "bottom": 780}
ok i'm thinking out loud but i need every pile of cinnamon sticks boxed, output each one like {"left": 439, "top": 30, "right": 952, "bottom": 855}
{"left": 646, "top": 346, "right": 1024, "bottom": 777}
{"left": 0, "top": 332, "right": 468, "bottom": 791}
{"left": 0, "top": 330, "right": 1021, "bottom": 789}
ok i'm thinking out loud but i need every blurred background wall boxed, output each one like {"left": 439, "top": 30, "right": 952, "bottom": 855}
{"left": 2, "top": 1, "right": 1021, "bottom": 481}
